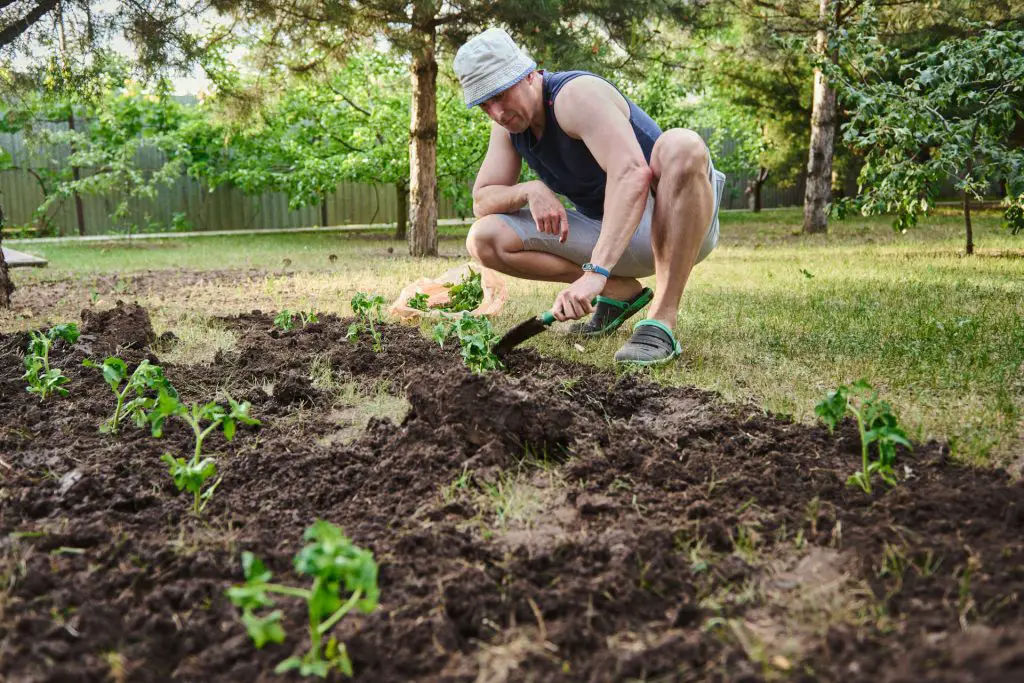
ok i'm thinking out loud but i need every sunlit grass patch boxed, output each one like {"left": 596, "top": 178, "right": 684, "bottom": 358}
{"left": 151, "top": 311, "right": 238, "bottom": 366}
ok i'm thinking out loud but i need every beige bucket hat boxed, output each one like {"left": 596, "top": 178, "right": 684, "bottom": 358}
{"left": 454, "top": 27, "right": 536, "bottom": 109}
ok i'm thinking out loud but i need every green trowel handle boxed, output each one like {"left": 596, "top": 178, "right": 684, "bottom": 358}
{"left": 540, "top": 311, "right": 556, "bottom": 325}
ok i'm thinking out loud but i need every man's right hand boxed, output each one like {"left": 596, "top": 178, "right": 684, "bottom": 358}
{"left": 526, "top": 181, "right": 569, "bottom": 243}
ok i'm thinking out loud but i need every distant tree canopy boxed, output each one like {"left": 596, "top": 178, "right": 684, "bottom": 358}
{"left": 831, "top": 18, "right": 1024, "bottom": 254}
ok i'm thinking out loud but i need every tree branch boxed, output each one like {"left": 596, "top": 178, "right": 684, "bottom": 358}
{"left": 0, "top": 0, "right": 59, "bottom": 49}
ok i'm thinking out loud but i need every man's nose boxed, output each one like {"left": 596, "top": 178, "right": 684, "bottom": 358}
{"left": 483, "top": 102, "right": 503, "bottom": 120}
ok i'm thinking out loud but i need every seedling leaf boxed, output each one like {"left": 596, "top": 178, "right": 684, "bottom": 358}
{"left": 241, "top": 609, "right": 286, "bottom": 648}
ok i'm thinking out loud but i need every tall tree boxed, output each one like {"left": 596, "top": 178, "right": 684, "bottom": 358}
{"left": 803, "top": 0, "right": 840, "bottom": 233}
{"left": 207, "top": 0, "right": 700, "bottom": 256}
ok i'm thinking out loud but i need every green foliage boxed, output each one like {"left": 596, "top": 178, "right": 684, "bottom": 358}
{"left": 815, "top": 380, "right": 912, "bottom": 494}
{"left": 23, "top": 324, "right": 80, "bottom": 400}
{"left": 830, "top": 19, "right": 1024, "bottom": 241}
{"left": 22, "top": 79, "right": 213, "bottom": 233}
{"left": 82, "top": 357, "right": 177, "bottom": 433}
{"left": 406, "top": 270, "right": 484, "bottom": 315}
{"left": 274, "top": 309, "right": 320, "bottom": 332}
{"left": 406, "top": 292, "right": 430, "bottom": 311}
{"left": 1004, "top": 194, "right": 1024, "bottom": 236}
{"left": 226, "top": 520, "right": 379, "bottom": 678}
{"left": 273, "top": 310, "right": 296, "bottom": 332}
{"left": 347, "top": 293, "right": 386, "bottom": 352}
{"left": 443, "top": 268, "right": 484, "bottom": 313}
{"left": 149, "top": 390, "right": 260, "bottom": 514}
{"left": 432, "top": 314, "right": 504, "bottom": 374}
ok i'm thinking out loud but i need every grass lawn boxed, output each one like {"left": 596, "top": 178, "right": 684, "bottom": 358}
{"left": 5, "top": 206, "right": 1023, "bottom": 466}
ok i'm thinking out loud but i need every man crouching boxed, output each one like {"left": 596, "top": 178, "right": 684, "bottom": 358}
{"left": 454, "top": 28, "right": 726, "bottom": 366}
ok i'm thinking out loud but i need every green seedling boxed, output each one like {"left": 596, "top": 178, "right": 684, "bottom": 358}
{"left": 347, "top": 292, "right": 386, "bottom": 352}
{"left": 432, "top": 313, "right": 503, "bottom": 374}
{"left": 275, "top": 310, "right": 320, "bottom": 331}
{"left": 406, "top": 292, "right": 430, "bottom": 311}
{"left": 149, "top": 390, "right": 260, "bottom": 514}
{"left": 442, "top": 268, "right": 484, "bottom": 312}
{"left": 274, "top": 310, "right": 296, "bottom": 331}
{"left": 83, "top": 357, "right": 177, "bottom": 434}
{"left": 815, "top": 379, "right": 912, "bottom": 494}
{"left": 227, "top": 520, "right": 379, "bottom": 678}
{"left": 23, "top": 323, "right": 80, "bottom": 400}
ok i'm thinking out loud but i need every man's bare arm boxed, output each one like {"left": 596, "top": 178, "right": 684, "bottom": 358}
{"left": 471, "top": 123, "right": 532, "bottom": 217}
{"left": 471, "top": 122, "right": 570, "bottom": 240}
{"left": 553, "top": 77, "right": 652, "bottom": 270}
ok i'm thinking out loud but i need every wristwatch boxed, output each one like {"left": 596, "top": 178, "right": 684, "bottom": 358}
{"left": 582, "top": 263, "right": 611, "bottom": 278}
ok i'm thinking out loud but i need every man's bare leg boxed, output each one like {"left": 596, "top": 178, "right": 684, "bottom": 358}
{"left": 646, "top": 129, "right": 715, "bottom": 328}
{"left": 466, "top": 215, "right": 643, "bottom": 300}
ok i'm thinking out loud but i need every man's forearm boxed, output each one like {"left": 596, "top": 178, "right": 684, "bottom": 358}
{"left": 473, "top": 180, "right": 540, "bottom": 218}
{"left": 588, "top": 166, "right": 652, "bottom": 270}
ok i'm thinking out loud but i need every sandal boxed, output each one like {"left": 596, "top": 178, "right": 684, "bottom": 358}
{"left": 614, "top": 319, "right": 682, "bottom": 366}
{"left": 568, "top": 287, "right": 653, "bottom": 337}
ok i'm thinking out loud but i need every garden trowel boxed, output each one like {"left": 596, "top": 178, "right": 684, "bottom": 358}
{"left": 493, "top": 311, "right": 556, "bottom": 357}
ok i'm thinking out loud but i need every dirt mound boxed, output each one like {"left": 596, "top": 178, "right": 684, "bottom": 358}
{"left": 2, "top": 308, "right": 1024, "bottom": 682}
{"left": 405, "top": 368, "right": 574, "bottom": 452}
{"left": 78, "top": 300, "right": 156, "bottom": 357}
{"left": 272, "top": 371, "right": 322, "bottom": 407}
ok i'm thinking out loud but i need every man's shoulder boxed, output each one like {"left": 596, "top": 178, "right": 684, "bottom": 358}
{"left": 551, "top": 73, "right": 631, "bottom": 136}
{"left": 549, "top": 71, "right": 620, "bottom": 97}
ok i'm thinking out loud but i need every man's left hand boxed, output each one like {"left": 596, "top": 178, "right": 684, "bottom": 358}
{"left": 551, "top": 272, "right": 607, "bottom": 321}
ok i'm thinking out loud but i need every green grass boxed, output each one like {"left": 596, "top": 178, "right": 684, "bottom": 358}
{"left": 5, "top": 207, "right": 1023, "bottom": 465}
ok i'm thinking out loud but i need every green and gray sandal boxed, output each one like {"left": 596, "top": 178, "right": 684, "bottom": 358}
{"left": 614, "top": 319, "right": 682, "bottom": 366}
{"left": 568, "top": 287, "right": 654, "bottom": 337}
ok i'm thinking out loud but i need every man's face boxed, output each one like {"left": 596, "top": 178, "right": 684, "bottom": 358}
{"left": 478, "top": 75, "right": 535, "bottom": 133}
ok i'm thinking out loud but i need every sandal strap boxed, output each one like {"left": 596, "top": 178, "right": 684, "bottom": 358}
{"left": 593, "top": 295, "right": 630, "bottom": 310}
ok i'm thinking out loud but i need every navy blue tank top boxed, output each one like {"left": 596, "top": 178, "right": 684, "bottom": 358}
{"left": 509, "top": 70, "right": 662, "bottom": 220}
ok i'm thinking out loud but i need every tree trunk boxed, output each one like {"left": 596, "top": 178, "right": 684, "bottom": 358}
{"left": 0, "top": 199, "right": 14, "bottom": 308}
{"left": 320, "top": 195, "right": 329, "bottom": 228}
{"left": 802, "top": 0, "right": 839, "bottom": 234}
{"left": 68, "top": 112, "right": 86, "bottom": 236}
{"left": 408, "top": 8, "right": 439, "bottom": 257}
{"left": 963, "top": 190, "right": 974, "bottom": 256}
{"left": 395, "top": 180, "right": 408, "bottom": 241}
{"left": 746, "top": 167, "right": 769, "bottom": 212}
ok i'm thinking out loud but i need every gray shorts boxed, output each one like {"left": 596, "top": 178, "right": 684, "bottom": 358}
{"left": 499, "top": 154, "right": 726, "bottom": 278}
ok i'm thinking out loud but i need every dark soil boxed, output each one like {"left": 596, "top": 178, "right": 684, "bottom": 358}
{"left": 1, "top": 303, "right": 1022, "bottom": 682}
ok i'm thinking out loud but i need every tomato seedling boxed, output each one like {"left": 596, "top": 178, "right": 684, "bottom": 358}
{"left": 432, "top": 313, "right": 503, "bottom": 373}
{"left": 347, "top": 292, "right": 386, "bottom": 352}
{"left": 275, "top": 310, "right": 320, "bottom": 331}
{"left": 149, "top": 390, "right": 260, "bottom": 514}
{"left": 227, "top": 520, "right": 380, "bottom": 678}
{"left": 83, "top": 357, "right": 177, "bottom": 434}
{"left": 815, "top": 379, "right": 912, "bottom": 494}
{"left": 23, "top": 323, "right": 80, "bottom": 400}
{"left": 442, "top": 268, "right": 483, "bottom": 312}
{"left": 274, "top": 310, "right": 296, "bottom": 331}
{"left": 406, "top": 292, "right": 430, "bottom": 311}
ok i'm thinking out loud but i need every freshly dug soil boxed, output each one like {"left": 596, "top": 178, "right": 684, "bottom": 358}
{"left": 1, "top": 304, "right": 1022, "bottom": 683}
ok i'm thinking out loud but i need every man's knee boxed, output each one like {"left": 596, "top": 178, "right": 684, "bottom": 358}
{"left": 466, "top": 215, "right": 516, "bottom": 266}
{"left": 651, "top": 128, "right": 709, "bottom": 182}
